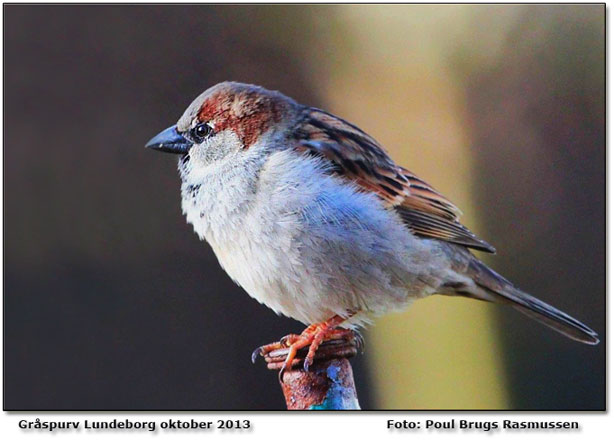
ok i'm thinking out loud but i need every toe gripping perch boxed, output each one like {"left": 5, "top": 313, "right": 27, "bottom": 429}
{"left": 252, "top": 331, "right": 363, "bottom": 410}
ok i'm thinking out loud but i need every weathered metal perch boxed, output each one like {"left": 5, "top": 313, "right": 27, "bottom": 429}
{"left": 258, "top": 337, "right": 361, "bottom": 410}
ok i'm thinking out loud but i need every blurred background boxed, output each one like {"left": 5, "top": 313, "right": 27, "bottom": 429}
{"left": 4, "top": 4, "right": 604, "bottom": 410}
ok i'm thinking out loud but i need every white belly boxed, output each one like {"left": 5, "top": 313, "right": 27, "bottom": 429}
{"left": 181, "top": 149, "right": 443, "bottom": 326}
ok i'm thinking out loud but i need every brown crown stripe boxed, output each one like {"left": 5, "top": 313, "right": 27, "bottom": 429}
{"left": 198, "top": 90, "right": 283, "bottom": 148}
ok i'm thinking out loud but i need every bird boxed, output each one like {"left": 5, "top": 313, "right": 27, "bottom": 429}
{"left": 146, "top": 81, "right": 599, "bottom": 372}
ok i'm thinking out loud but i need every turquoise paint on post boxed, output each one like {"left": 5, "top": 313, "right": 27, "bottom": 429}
{"left": 309, "top": 364, "right": 360, "bottom": 410}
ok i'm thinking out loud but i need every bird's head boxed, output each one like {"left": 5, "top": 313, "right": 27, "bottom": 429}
{"left": 146, "top": 82, "right": 296, "bottom": 165}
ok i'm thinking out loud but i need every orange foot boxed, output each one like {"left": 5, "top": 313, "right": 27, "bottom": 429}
{"left": 252, "top": 315, "right": 357, "bottom": 373}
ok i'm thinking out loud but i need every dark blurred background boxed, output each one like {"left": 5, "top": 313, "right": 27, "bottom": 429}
{"left": 4, "top": 5, "right": 604, "bottom": 410}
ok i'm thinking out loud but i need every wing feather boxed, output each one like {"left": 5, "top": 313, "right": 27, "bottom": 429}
{"left": 293, "top": 107, "right": 495, "bottom": 253}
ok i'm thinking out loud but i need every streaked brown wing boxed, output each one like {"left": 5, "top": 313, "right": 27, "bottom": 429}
{"left": 293, "top": 107, "right": 495, "bottom": 253}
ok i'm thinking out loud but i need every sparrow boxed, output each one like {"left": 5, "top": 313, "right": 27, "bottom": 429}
{"left": 146, "top": 81, "right": 599, "bottom": 372}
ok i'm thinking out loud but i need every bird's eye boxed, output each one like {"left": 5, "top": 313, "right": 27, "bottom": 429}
{"left": 190, "top": 122, "right": 213, "bottom": 143}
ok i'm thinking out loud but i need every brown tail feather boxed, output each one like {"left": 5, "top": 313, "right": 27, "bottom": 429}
{"left": 467, "top": 259, "right": 599, "bottom": 345}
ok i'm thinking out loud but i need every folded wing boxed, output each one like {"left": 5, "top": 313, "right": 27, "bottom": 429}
{"left": 292, "top": 107, "right": 495, "bottom": 253}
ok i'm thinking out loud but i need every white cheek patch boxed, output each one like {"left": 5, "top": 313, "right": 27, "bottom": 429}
{"left": 188, "top": 129, "right": 244, "bottom": 168}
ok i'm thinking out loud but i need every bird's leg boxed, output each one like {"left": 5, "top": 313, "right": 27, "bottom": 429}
{"left": 250, "top": 334, "right": 302, "bottom": 363}
{"left": 252, "top": 315, "right": 362, "bottom": 373}
{"left": 282, "top": 315, "right": 354, "bottom": 372}
{"left": 251, "top": 314, "right": 357, "bottom": 372}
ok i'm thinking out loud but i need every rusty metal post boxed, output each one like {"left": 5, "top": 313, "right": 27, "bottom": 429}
{"left": 260, "top": 338, "right": 361, "bottom": 410}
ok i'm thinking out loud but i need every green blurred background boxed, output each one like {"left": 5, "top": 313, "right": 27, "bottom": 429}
{"left": 4, "top": 4, "right": 604, "bottom": 409}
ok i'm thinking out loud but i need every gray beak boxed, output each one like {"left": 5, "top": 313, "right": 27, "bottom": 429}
{"left": 145, "top": 125, "right": 192, "bottom": 154}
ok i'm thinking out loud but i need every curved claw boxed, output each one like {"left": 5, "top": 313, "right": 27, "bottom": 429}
{"left": 251, "top": 347, "right": 263, "bottom": 364}
{"left": 352, "top": 330, "right": 365, "bottom": 354}
{"left": 303, "top": 357, "right": 312, "bottom": 372}
{"left": 278, "top": 365, "right": 286, "bottom": 384}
